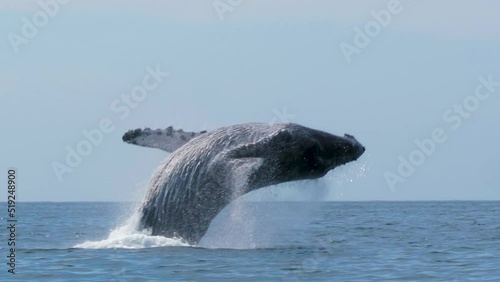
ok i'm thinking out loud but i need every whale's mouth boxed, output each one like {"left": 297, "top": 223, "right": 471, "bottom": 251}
{"left": 341, "top": 133, "right": 365, "bottom": 159}
{"left": 357, "top": 145, "right": 366, "bottom": 158}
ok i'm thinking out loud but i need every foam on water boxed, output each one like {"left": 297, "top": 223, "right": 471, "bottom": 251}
{"left": 74, "top": 211, "right": 191, "bottom": 249}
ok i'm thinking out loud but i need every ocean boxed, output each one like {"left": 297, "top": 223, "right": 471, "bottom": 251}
{"left": 1, "top": 201, "right": 499, "bottom": 281}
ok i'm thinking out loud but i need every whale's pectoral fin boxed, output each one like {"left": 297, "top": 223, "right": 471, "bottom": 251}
{"left": 122, "top": 126, "right": 208, "bottom": 153}
{"left": 227, "top": 129, "right": 292, "bottom": 158}
{"left": 227, "top": 157, "right": 264, "bottom": 194}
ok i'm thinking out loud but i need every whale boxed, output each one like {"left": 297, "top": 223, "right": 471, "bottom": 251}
{"left": 122, "top": 123, "right": 365, "bottom": 245}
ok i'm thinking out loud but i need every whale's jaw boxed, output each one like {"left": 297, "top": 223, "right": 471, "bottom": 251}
{"left": 343, "top": 133, "right": 366, "bottom": 161}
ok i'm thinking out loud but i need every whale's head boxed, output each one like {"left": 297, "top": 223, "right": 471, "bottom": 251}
{"left": 274, "top": 125, "right": 365, "bottom": 180}
{"left": 228, "top": 123, "right": 365, "bottom": 185}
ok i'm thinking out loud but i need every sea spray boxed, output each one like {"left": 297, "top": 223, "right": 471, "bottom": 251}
{"left": 74, "top": 210, "right": 190, "bottom": 249}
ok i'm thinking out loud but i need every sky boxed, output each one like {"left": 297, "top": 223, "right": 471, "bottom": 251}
{"left": 1, "top": 0, "right": 499, "bottom": 202}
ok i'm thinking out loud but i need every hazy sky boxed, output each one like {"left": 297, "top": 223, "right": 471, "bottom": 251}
{"left": 1, "top": 0, "right": 499, "bottom": 201}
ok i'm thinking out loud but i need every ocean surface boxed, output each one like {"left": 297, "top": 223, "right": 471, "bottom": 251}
{"left": 1, "top": 201, "right": 499, "bottom": 281}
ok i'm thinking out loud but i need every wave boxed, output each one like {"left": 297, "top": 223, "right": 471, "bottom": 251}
{"left": 73, "top": 212, "right": 191, "bottom": 249}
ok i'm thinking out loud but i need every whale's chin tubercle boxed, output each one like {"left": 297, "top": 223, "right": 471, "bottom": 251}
{"left": 124, "top": 123, "right": 365, "bottom": 245}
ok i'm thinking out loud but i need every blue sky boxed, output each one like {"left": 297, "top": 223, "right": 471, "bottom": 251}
{"left": 1, "top": 0, "right": 499, "bottom": 201}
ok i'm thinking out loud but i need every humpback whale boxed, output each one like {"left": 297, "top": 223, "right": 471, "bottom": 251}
{"left": 122, "top": 123, "right": 365, "bottom": 245}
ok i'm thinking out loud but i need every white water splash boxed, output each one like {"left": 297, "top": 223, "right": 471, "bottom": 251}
{"left": 203, "top": 198, "right": 258, "bottom": 249}
{"left": 74, "top": 212, "right": 190, "bottom": 249}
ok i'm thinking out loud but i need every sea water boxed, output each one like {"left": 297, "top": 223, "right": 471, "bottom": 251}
{"left": 1, "top": 201, "right": 499, "bottom": 281}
